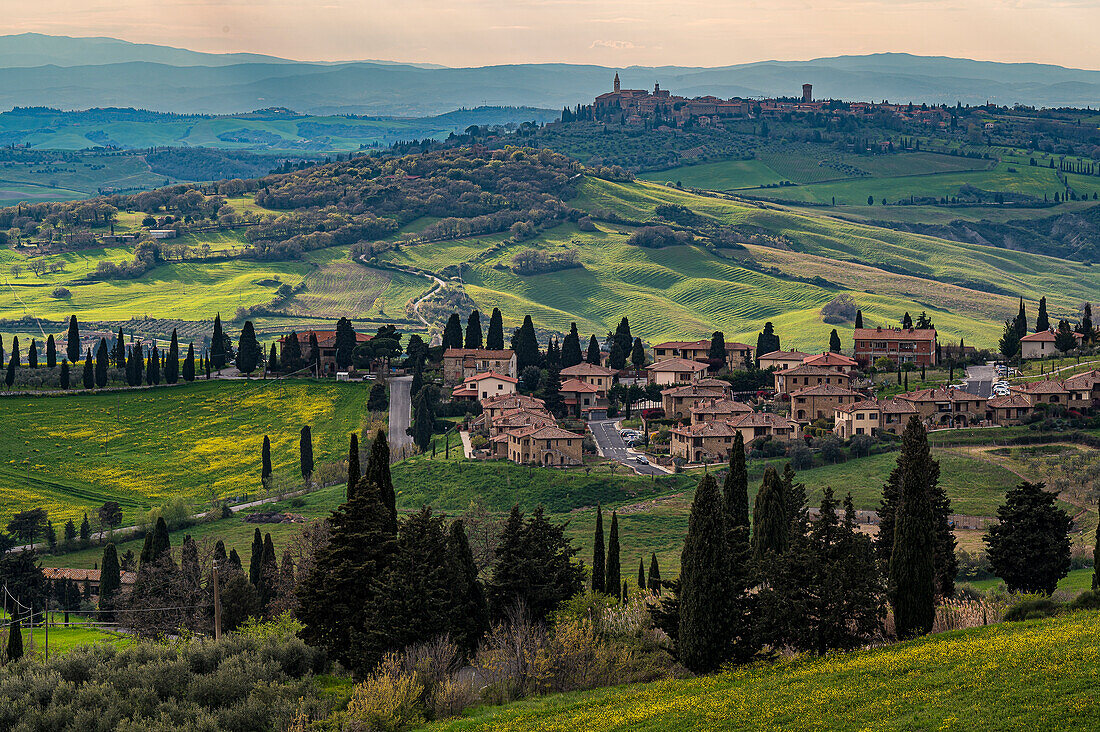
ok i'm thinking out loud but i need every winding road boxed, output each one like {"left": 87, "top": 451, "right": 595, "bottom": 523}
{"left": 387, "top": 375, "right": 414, "bottom": 459}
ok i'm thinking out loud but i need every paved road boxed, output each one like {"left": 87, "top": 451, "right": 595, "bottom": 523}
{"left": 388, "top": 375, "right": 414, "bottom": 459}
{"left": 589, "top": 418, "right": 666, "bottom": 475}
{"left": 962, "top": 364, "right": 998, "bottom": 398}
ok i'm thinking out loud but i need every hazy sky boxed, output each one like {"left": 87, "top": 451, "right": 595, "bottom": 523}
{"left": 7, "top": 0, "right": 1100, "bottom": 69}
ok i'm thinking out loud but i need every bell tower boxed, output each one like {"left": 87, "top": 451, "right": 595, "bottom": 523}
{"left": 614, "top": 73, "right": 620, "bottom": 93}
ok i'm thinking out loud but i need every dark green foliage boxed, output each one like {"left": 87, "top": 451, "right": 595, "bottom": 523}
{"left": 111, "top": 328, "right": 125, "bottom": 368}
{"left": 608, "top": 339, "right": 626, "bottom": 371}
{"left": 79, "top": 513, "right": 91, "bottom": 546}
{"left": 63, "top": 519, "right": 77, "bottom": 545}
{"left": 755, "top": 489, "right": 884, "bottom": 655}
{"left": 363, "top": 429, "right": 397, "bottom": 535}
{"left": 334, "top": 317, "right": 357, "bottom": 369}
{"left": 6, "top": 508, "right": 47, "bottom": 543}
{"left": 259, "top": 533, "right": 278, "bottom": 610}
{"left": 1003, "top": 597, "right": 1063, "bottom": 621}
{"left": 59, "top": 360, "right": 70, "bottom": 389}
{"left": 1035, "top": 297, "right": 1050, "bottom": 332}
{"left": 1094, "top": 514, "right": 1098, "bottom": 592}
{"left": 45, "top": 520, "right": 56, "bottom": 549}
{"left": 606, "top": 510, "right": 621, "bottom": 600}
{"left": 999, "top": 319, "right": 1020, "bottom": 358}
{"left": 82, "top": 349, "right": 94, "bottom": 389}
{"left": 7, "top": 618, "right": 22, "bottom": 661}
{"left": 0, "top": 549, "right": 46, "bottom": 610}
{"left": 182, "top": 342, "right": 195, "bottom": 382}
{"left": 181, "top": 534, "right": 201, "bottom": 593}
{"left": 219, "top": 567, "right": 262, "bottom": 632}
{"left": 149, "top": 517, "right": 170, "bottom": 562}
{"left": 66, "top": 315, "right": 80, "bottom": 364}
{"left": 249, "top": 528, "right": 264, "bottom": 586}
{"left": 984, "top": 481, "right": 1072, "bottom": 595}
{"left": 346, "top": 432, "right": 360, "bottom": 500}
{"left": 267, "top": 342, "right": 278, "bottom": 373}
{"left": 752, "top": 466, "right": 788, "bottom": 561}
{"left": 888, "top": 417, "right": 938, "bottom": 639}
{"left": 829, "top": 329, "right": 842, "bottom": 354}
{"left": 281, "top": 331, "right": 303, "bottom": 373}
{"left": 228, "top": 548, "right": 242, "bottom": 571}
{"left": 487, "top": 505, "right": 584, "bottom": 623}
{"left": 27, "top": 339, "right": 37, "bottom": 369}
{"left": 464, "top": 310, "right": 483, "bottom": 349}
{"left": 307, "top": 332, "right": 320, "bottom": 374}
{"left": 782, "top": 463, "right": 809, "bottom": 540}
{"left": 300, "top": 426, "right": 314, "bottom": 480}
{"left": 164, "top": 329, "right": 179, "bottom": 384}
{"left": 45, "top": 335, "right": 56, "bottom": 368}
{"left": 1014, "top": 297, "right": 1027, "bottom": 339}
{"left": 855, "top": 310, "right": 864, "bottom": 329}
{"left": 648, "top": 553, "right": 662, "bottom": 595}
{"left": 210, "top": 313, "right": 228, "bottom": 369}
{"left": 511, "top": 315, "right": 541, "bottom": 371}
{"left": 585, "top": 334, "right": 601, "bottom": 364}
{"left": 638, "top": 558, "right": 646, "bottom": 590}
{"left": 755, "top": 322, "right": 780, "bottom": 364}
{"left": 630, "top": 337, "right": 646, "bottom": 370}
{"left": 486, "top": 307, "right": 505, "bottom": 350}
{"left": 236, "top": 320, "right": 262, "bottom": 374}
{"left": 367, "top": 382, "right": 388, "bottom": 412}
{"left": 261, "top": 435, "right": 272, "bottom": 488}
{"left": 4, "top": 348, "right": 14, "bottom": 388}
{"left": 591, "top": 505, "right": 605, "bottom": 594}
{"left": 708, "top": 331, "right": 726, "bottom": 362}
{"left": 1055, "top": 319, "right": 1078, "bottom": 352}
{"left": 410, "top": 385, "right": 436, "bottom": 453}
{"left": 99, "top": 543, "right": 121, "bottom": 617}
{"left": 612, "top": 317, "right": 632, "bottom": 361}
{"left": 562, "top": 322, "right": 583, "bottom": 368}
{"left": 445, "top": 520, "right": 490, "bottom": 657}
{"left": 723, "top": 433, "right": 749, "bottom": 537}
{"left": 1081, "top": 303, "right": 1094, "bottom": 345}
{"left": 443, "top": 313, "right": 463, "bottom": 350}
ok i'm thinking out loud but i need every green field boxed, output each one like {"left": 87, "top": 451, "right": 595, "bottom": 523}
{"left": 0, "top": 380, "right": 370, "bottom": 525}
{"left": 429, "top": 611, "right": 1100, "bottom": 731}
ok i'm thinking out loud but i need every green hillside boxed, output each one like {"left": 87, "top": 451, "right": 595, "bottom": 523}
{"left": 430, "top": 611, "right": 1100, "bottom": 731}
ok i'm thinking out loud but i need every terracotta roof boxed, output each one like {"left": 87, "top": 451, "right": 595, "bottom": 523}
{"left": 988, "top": 393, "right": 1032, "bottom": 408}
{"left": 803, "top": 352, "right": 858, "bottom": 367}
{"left": 653, "top": 339, "right": 752, "bottom": 351}
{"left": 789, "top": 384, "right": 862, "bottom": 398}
{"left": 690, "top": 398, "right": 753, "bottom": 416}
{"left": 520, "top": 425, "right": 583, "bottom": 440}
{"left": 560, "top": 362, "right": 615, "bottom": 377}
{"left": 1012, "top": 380, "right": 1069, "bottom": 394}
{"left": 1020, "top": 330, "right": 1057, "bottom": 342}
{"left": 443, "top": 348, "right": 515, "bottom": 359}
{"left": 42, "top": 567, "right": 137, "bottom": 584}
{"left": 661, "top": 385, "right": 728, "bottom": 398}
{"left": 758, "top": 350, "right": 810, "bottom": 361}
{"left": 780, "top": 365, "right": 842, "bottom": 377}
{"left": 1063, "top": 369, "right": 1100, "bottom": 389}
{"left": 482, "top": 393, "right": 546, "bottom": 409}
{"left": 729, "top": 412, "right": 796, "bottom": 429}
{"left": 853, "top": 327, "right": 936, "bottom": 341}
{"left": 837, "top": 398, "right": 917, "bottom": 414}
{"left": 646, "top": 357, "right": 708, "bottom": 372}
{"left": 897, "top": 387, "right": 953, "bottom": 403}
{"left": 673, "top": 421, "right": 741, "bottom": 437}
{"left": 559, "top": 378, "right": 599, "bottom": 393}
{"left": 462, "top": 371, "right": 518, "bottom": 385}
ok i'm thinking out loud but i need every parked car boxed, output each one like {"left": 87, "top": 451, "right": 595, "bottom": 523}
{"left": 635, "top": 456, "right": 649, "bottom": 465}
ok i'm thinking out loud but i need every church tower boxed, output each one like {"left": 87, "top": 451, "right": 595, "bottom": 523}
{"left": 614, "top": 73, "right": 620, "bottom": 93}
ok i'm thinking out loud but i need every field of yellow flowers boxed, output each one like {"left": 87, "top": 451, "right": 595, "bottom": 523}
{"left": 0, "top": 380, "right": 367, "bottom": 525}
{"left": 429, "top": 611, "right": 1100, "bottom": 731}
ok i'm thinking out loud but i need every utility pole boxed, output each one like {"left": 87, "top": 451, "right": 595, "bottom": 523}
{"left": 43, "top": 606, "right": 48, "bottom": 663}
{"left": 212, "top": 559, "right": 222, "bottom": 642}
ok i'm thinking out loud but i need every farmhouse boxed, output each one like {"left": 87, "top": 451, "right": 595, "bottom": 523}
{"left": 278, "top": 330, "right": 372, "bottom": 375}
{"left": 443, "top": 348, "right": 517, "bottom": 384}
{"left": 651, "top": 339, "right": 753, "bottom": 369}
{"left": 1063, "top": 369, "right": 1100, "bottom": 405}
{"left": 852, "top": 327, "right": 937, "bottom": 366}
{"left": 646, "top": 357, "right": 709, "bottom": 386}
{"left": 895, "top": 387, "right": 986, "bottom": 427}
{"left": 1019, "top": 329, "right": 1083, "bottom": 359}
{"left": 451, "top": 371, "right": 517, "bottom": 401}
{"left": 42, "top": 567, "right": 137, "bottom": 596}
{"left": 560, "top": 378, "right": 606, "bottom": 417}
{"left": 479, "top": 392, "right": 548, "bottom": 423}
{"left": 1010, "top": 379, "right": 1070, "bottom": 405}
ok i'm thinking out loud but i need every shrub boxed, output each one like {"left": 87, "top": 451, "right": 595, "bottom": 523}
{"left": 511, "top": 247, "right": 582, "bottom": 275}
{"left": 50, "top": 286, "right": 71, "bottom": 299}
{"left": 625, "top": 225, "right": 693, "bottom": 248}
{"left": 342, "top": 655, "right": 426, "bottom": 732}
{"left": 821, "top": 293, "right": 858, "bottom": 324}
{"left": 1069, "top": 591, "right": 1100, "bottom": 611}
{"left": 1003, "top": 596, "right": 1063, "bottom": 621}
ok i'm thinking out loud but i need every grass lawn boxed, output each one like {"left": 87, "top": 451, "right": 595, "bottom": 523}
{"left": 964, "top": 567, "right": 1095, "bottom": 595}
{"left": 428, "top": 611, "right": 1100, "bottom": 731}
{"left": 1, "top": 611, "right": 128, "bottom": 657}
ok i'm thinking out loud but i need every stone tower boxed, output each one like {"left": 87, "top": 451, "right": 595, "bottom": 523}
{"left": 614, "top": 73, "right": 620, "bottom": 93}
{"left": 802, "top": 83, "right": 812, "bottom": 103}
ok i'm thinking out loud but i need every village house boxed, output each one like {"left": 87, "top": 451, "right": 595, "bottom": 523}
{"left": 560, "top": 378, "right": 606, "bottom": 418}
{"left": 451, "top": 371, "right": 517, "bottom": 401}
{"left": 646, "top": 357, "right": 709, "bottom": 386}
{"left": 670, "top": 412, "right": 799, "bottom": 463}
{"left": 1064, "top": 369, "right": 1100, "bottom": 406}
{"left": 486, "top": 408, "right": 557, "bottom": 456}
{"left": 442, "top": 348, "right": 517, "bottom": 384}
{"left": 1019, "top": 330, "right": 1084, "bottom": 359}
{"left": 278, "top": 330, "right": 372, "bottom": 375}
{"left": 757, "top": 350, "right": 810, "bottom": 372}
{"left": 802, "top": 352, "right": 859, "bottom": 371}
{"left": 559, "top": 362, "right": 616, "bottom": 394}
{"left": 774, "top": 365, "right": 853, "bottom": 394}
{"left": 789, "top": 384, "right": 862, "bottom": 422}
{"left": 651, "top": 339, "right": 753, "bottom": 370}
{"left": 661, "top": 380, "right": 732, "bottom": 419}
{"left": 690, "top": 397, "right": 754, "bottom": 425}
{"left": 833, "top": 399, "right": 917, "bottom": 438}
{"left": 986, "top": 393, "right": 1034, "bottom": 425}
{"left": 895, "top": 387, "right": 986, "bottom": 427}
{"left": 479, "top": 393, "right": 548, "bottom": 424}
{"left": 1010, "top": 379, "right": 1071, "bottom": 406}
{"left": 42, "top": 567, "right": 137, "bottom": 596}
{"left": 506, "top": 425, "right": 584, "bottom": 466}
{"left": 852, "top": 327, "right": 938, "bottom": 366}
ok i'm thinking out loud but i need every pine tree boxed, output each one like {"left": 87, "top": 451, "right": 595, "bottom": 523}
{"left": 261, "top": 435, "right": 272, "bottom": 489}
{"left": 829, "top": 329, "right": 842, "bottom": 353}
{"left": 182, "top": 342, "right": 195, "bottom": 381}
{"left": 443, "top": 313, "right": 463, "bottom": 350}
{"left": 346, "top": 433, "right": 360, "bottom": 500}
{"left": 300, "top": 426, "right": 314, "bottom": 482}
{"left": 999, "top": 319, "right": 1020, "bottom": 359}
{"left": 1035, "top": 296, "right": 1050, "bottom": 332}
{"left": 606, "top": 510, "right": 621, "bottom": 600}
{"left": 445, "top": 519, "right": 489, "bottom": 657}
{"left": 464, "top": 310, "right": 483, "bottom": 349}
{"left": 249, "top": 528, "right": 264, "bottom": 586}
{"left": 82, "top": 350, "right": 94, "bottom": 389}
{"left": 237, "top": 320, "right": 262, "bottom": 374}
{"left": 66, "top": 315, "right": 80, "bottom": 364}
{"left": 510, "top": 315, "right": 541, "bottom": 370}
{"left": 486, "top": 307, "right": 505, "bottom": 350}
{"left": 985, "top": 482, "right": 1072, "bottom": 595}
{"left": 46, "top": 334, "right": 56, "bottom": 368}
{"left": 585, "top": 334, "right": 601, "bottom": 364}
{"left": 592, "top": 504, "right": 605, "bottom": 593}
{"left": 362, "top": 429, "right": 397, "bottom": 535}
{"left": 99, "top": 543, "right": 121, "bottom": 619}
{"left": 752, "top": 466, "right": 788, "bottom": 561}
{"left": 210, "top": 313, "right": 227, "bottom": 369}
{"left": 562, "top": 322, "right": 583, "bottom": 368}
{"left": 889, "top": 417, "right": 938, "bottom": 639}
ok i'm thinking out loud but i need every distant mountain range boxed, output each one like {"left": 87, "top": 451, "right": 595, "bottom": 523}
{"left": 2, "top": 34, "right": 1100, "bottom": 116}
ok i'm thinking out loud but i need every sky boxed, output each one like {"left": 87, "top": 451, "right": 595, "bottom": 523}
{"left": 5, "top": 0, "right": 1100, "bottom": 69}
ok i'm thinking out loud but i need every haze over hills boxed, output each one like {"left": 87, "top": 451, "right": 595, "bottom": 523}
{"left": 2, "top": 35, "right": 1100, "bottom": 116}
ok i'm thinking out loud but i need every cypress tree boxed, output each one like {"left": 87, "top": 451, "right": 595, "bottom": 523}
{"left": 592, "top": 505, "right": 606, "bottom": 593}
{"left": 443, "top": 313, "right": 463, "bottom": 350}
{"left": 6, "top": 618, "right": 22, "bottom": 661}
{"left": 112, "top": 328, "right": 126, "bottom": 368}
{"left": 214, "top": 539, "right": 227, "bottom": 568}
{"left": 464, "top": 310, "right": 483, "bottom": 349}
{"left": 95, "top": 338, "right": 109, "bottom": 387}
{"left": 829, "top": 329, "right": 842, "bottom": 354}
{"left": 1035, "top": 296, "right": 1050, "bottom": 332}
{"left": 249, "top": 527, "right": 264, "bottom": 586}
{"left": 562, "top": 322, "right": 583, "bottom": 367}
{"left": 585, "top": 334, "right": 601, "bottom": 364}
{"left": 82, "top": 349, "right": 94, "bottom": 389}
{"left": 1081, "top": 303, "right": 1094, "bottom": 345}
{"left": 60, "top": 360, "right": 70, "bottom": 389}
{"left": 783, "top": 463, "right": 809, "bottom": 539}
{"left": 410, "top": 386, "right": 435, "bottom": 451}
{"left": 27, "top": 339, "right": 37, "bottom": 369}
{"left": 752, "top": 466, "right": 789, "bottom": 561}
{"left": 0, "top": 334, "right": 4, "bottom": 370}
{"left": 164, "top": 329, "right": 179, "bottom": 383}
{"left": 889, "top": 417, "right": 938, "bottom": 639}
{"left": 984, "top": 481, "right": 1072, "bottom": 595}
{"left": 300, "top": 426, "right": 314, "bottom": 482}
{"left": 630, "top": 337, "right": 645, "bottom": 370}
{"left": 183, "top": 342, "right": 195, "bottom": 382}
{"left": 150, "top": 516, "right": 170, "bottom": 561}
{"left": 677, "top": 474, "right": 734, "bottom": 673}
{"left": 261, "top": 435, "right": 272, "bottom": 489}
{"left": 613, "top": 317, "right": 632, "bottom": 358}
{"left": 210, "top": 313, "right": 227, "bottom": 369}
{"left": 260, "top": 532, "right": 278, "bottom": 609}
{"left": 638, "top": 558, "right": 646, "bottom": 590}
{"left": 268, "top": 342, "right": 278, "bottom": 373}
{"left": 346, "top": 433, "right": 361, "bottom": 500}
{"left": 445, "top": 519, "right": 490, "bottom": 657}
{"left": 8, "top": 335, "right": 17, "bottom": 368}
{"left": 281, "top": 331, "right": 303, "bottom": 372}
{"left": 854, "top": 310, "right": 864, "bottom": 329}
{"left": 755, "top": 322, "right": 780, "bottom": 365}
{"left": 5, "top": 348, "right": 15, "bottom": 388}
{"left": 46, "top": 334, "right": 56, "bottom": 368}
{"left": 1014, "top": 297, "right": 1027, "bottom": 339}
{"left": 307, "top": 331, "right": 321, "bottom": 374}
{"left": 237, "top": 320, "right": 261, "bottom": 374}
{"left": 1093, "top": 514, "right": 1099, "bottom": 591}
{"left": 648, "top": 553, "right": 662, "bottom": 594}
{"left": 510, "top": 315, "right": 541, "bottom": 371}
{"left": 333, "top": 317, "right": 357, "bottom": 369}
{"left": 66, "top": 315, "right": 80, "bottom": 364}
{"left": 80, "top": 513, "right": 91, "bottom": 546}
{"left": 148, "top": 346, "right": 160, "bottom": 385}
{"left": 486, "top": 307, "right": 505, "bottom": 350}
{"left": 228, "top": 548, "right": 243, "bottom": 571}
{"left": 99, "top": 543, "right": 121, "bottom": 618}
{"left": 362, "top": 429, "right": 397, "bottom": 535}
{"left": 723, "top": 432, "right": 749, "bottom": 537}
